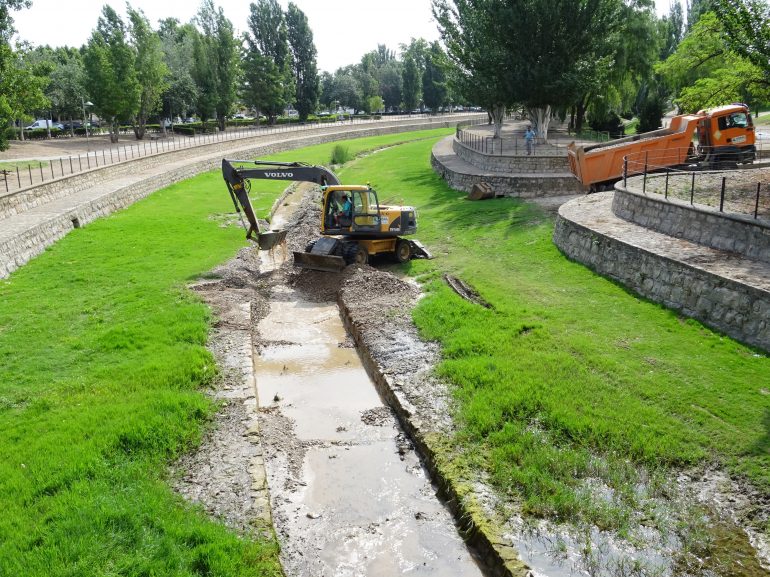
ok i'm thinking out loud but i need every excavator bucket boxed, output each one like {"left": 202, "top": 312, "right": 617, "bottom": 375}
{"left": 257, "top": 229, "right": 287, "bottom": 250}
{"left": 292, "top": 237, "right": 346, "bottom": 272}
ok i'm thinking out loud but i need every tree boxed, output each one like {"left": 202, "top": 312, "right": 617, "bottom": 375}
{"left": 286, "top": 2, "right": 318, "bottom": 121}
{"left": 714, "top": 0, "right": 770, "bottom": 77}
{"left": 158, "top": 19, "right": 199, "bottom": 125}
{"left": 657, "top": 11, "right": 769, "bottom": 112}
{"left": 0, "top": 0, "right": 33, "bottom": 149}
{"left": 402, "top": 56, "right": 420, "bottom": 112}
{"left": 192, "top": 0, "right": 239, "bottom": 130}
{"left": 128, "top": 6, "right": 168, "bottom": 139}
{"left": 378, "top": 60, "right": 403, "bottom": 111}
{"left": 434, "top": 0, "right": 625, "bottom": 138}
{"left": 83, "top": 5, "right": 140, "bottom": 143}
{"left": 46, "top": 50, "right": 87, "bottom": 136}
{"left": 243, "top": 0, "right": 293, "bottom": 122}
{"left": 332, "top": 68, "right": 362, "bottom": 111}
{"left": 422, "top": 42, "right": 448, "bottom": 112}
{"left": 318, "top": 71, "right": 334, "bottom": 110}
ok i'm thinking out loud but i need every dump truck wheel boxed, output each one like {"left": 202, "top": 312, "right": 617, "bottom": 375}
{"left": 393, "top": 239, "right": 411, "bottom": 263}
{"left": 342, "top": 242, "right": 368, "bottom": 266}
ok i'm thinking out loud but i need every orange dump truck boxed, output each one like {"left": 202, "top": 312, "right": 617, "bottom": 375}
{"left": 567, "top": 104, "right": 756, "bottom": 191}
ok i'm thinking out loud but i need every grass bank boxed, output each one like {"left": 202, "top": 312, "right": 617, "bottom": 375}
{"left": 340, "top": 138, "right": 770, "bottom": 535}
{"left": 0, "top": 128, "right": 453, "bottom": 575}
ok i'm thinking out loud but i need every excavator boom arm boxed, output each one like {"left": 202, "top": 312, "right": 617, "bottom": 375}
{"left": 221, "top": 159, "right": 341, "bottom": 249}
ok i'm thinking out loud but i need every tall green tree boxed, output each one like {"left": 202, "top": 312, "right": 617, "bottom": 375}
{"left": 46, "top": 49, "right": 87, "bottom": 135}
{"left": 402, "top": 56, "right": 420, "bottom": 112}
{"left": 192, "top": 0, "right": 238, "bottom": 130}
{"left": 128, "top": 6, "right": 168, "bottom": 139}
{"left": 422, "top": 41, "right": 449, "bottom": 112}
{"left": 286, "top": 2, "right": 318, "bottom": 121}
{"left": 83, "top": 5, "right": 140, "bottom": 143}
{"left": 657, "top": 11, "right": 769, "bottom": 112}
{"left": 435, "top": 0, "right": 625, "bottom": 138}
{"left": 378, "top": 60, "right": 403, "bottom": 111}
{"left": 243, "top": 0, "right": 293, "bottom": 122}
{"left": 714, "top": 0, "right": 770, "bottom": 77}
{"left": 0, "top": 0, "right": 33, "bottom": 149}
{"left": 158, "top": 19, "right": 199, "bottom": 125}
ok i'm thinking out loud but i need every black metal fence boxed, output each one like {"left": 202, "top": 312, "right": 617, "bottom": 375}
{"left": 623, "top": 148, "right": 770, "bottom": 222}
{"left": 1, "top": 112, "right": 467, "bottom": 195}
{"left": 455, "top": 123, "right": 612, "bottom": 157}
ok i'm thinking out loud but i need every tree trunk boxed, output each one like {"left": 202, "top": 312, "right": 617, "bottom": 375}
{"left": 19, "top": 119, "right": 24, "bottom": 142}
{"left": 575, "top": 95, "right": 589, "bottom": 134}
{"left": 527, "top": 106, "right": 552, "bottom": 140}
{"left": 490, "top": 103, "right": 506, "bottom": 139}
{"left": 109, "top": 118, "right": 119, "bottom": 143}
{"left": 218, "top": 117, "right": 226, "bottom": 132}
{"left": 133, "top": 117, "right": 146, "bottom": 140}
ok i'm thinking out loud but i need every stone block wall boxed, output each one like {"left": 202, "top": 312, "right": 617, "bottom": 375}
{"left": 553, "top": 212, "right": 770, "bottom": 352}
{"left": 431, "top": 151, "right": 583, "bottom": 198}
{"left": 453, "top": 139, "right": 570, "bottom": 173}
{"left": 612, "top": 186, "right": 770, "bottom": 264}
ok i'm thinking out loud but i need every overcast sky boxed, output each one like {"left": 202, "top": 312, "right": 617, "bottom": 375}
{"left": 12, "top": 0, "right": 676, "bottom": 73}
{"left": 12, "top": 0, "right": 441, "bottom": 73}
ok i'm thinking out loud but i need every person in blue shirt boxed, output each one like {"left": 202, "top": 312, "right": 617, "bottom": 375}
{"left": 525, "top": 126, "right": 535, "bottom": 156}
{"left": 337, "top": 193, "right": 353, "bottom": 226}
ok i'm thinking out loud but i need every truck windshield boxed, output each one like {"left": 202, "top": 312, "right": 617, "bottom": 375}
{"left": 717, "top": 112, "right": 749, "bottom": 130}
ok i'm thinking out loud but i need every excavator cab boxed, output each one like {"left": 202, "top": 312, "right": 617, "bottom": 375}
{"left": 322, "top": 186, "right": 384, "bottom": 235}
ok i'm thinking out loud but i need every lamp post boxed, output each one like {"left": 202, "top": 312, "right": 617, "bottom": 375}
{"left": 81, "top": 98, "right": 93, "bottom": 150}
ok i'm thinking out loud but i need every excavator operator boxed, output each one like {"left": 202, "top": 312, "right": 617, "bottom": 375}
{"left": 336, "top": 193, "right": 353, "bottom": 227}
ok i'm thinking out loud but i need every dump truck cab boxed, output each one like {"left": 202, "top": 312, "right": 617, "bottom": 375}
{"left": 696, "top": 104, "right": 756, "bottom": 165}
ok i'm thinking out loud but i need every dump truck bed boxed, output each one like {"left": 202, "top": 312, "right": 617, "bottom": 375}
{"left": 568, "top": 114, "right": 702, "bottom": 188}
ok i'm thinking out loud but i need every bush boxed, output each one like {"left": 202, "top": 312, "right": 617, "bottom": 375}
{"left": 588, "top": 112, "right": 624, "bottom": 139}
{"left": 330, "top": 144, "right": 352, "bottom": 165}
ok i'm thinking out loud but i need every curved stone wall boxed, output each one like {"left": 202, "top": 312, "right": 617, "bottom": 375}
{"left": 612, "top": 184, "right": 770, "bottom": 265}
{"left": 453, "top": 139, "right": 569, "bottom": 173}
{"left": 553, "top": 196, "right": 770, "bottom": 352}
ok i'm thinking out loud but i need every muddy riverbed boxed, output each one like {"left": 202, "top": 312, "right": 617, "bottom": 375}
{"left": 174, "top": 181, "right": 770, "bottom": 577}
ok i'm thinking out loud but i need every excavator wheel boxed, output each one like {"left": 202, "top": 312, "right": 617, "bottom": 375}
{"left": 342, "top": 242, "right": 368, "bottom": 266}
{"left": 393, "top": 239, "right": 412, "bottom": 263}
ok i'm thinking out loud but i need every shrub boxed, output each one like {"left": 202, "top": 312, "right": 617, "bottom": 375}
{"left": 330, "top": 144, "right": 352, "bottom": 165}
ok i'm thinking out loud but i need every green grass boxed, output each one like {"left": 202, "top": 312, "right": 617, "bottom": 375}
{"left": 0, "top": 160, "right": 50, "bottom": 171}
{"left": 0, "top": 127, "right": 453, "bottom": 576}
{"left": 339, "top": 138, "right": 770, "bottom": 530}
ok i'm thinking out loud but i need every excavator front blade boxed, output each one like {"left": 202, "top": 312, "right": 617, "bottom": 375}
{"left": 292, "top": 237, "right": 346, "bottom": 272}
{"left": 292, "top": 251, "right": 346, "bottom": 272}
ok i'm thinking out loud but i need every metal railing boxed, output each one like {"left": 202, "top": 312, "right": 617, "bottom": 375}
{"left": 622, "top": 147, "right": 770, "bottom": 222}
{"left": 455, "top": 122, "right": 613, "bottom": 157}
{"left": 1, "top": 112, "right": 478, "bottom": 196}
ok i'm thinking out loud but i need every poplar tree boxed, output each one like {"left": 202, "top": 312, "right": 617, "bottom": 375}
{"left": 83, "top": 5, "right": 140, "bottom": 143}
{"left": 128, "top": 6, "right": 168, "bottom": 139}
{"left": 286, "top": 2, "right": 319, "bottom": 121}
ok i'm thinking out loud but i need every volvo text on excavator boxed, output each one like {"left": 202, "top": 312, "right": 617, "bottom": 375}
{"left": 221, "top": 159, "right": 432, "bottom": 272}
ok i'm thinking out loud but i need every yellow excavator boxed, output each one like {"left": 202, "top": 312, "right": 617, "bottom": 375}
{"left": 222, "top": 159, "right": 432, "bottom": 272}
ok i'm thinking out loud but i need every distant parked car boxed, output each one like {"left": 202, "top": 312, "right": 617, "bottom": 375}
{"left": 182, "top": 117, "right": 198, "bottom": 123}
{"left": 61, "top": 121, "right": 83, "bottom": 130}
{"left": 25, "top": 119, "right": 63, "bottom": 130}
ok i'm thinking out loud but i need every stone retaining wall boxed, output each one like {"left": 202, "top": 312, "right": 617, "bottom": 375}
{"left": 612, "top": 183, "right": 770, "bottom": 265}
{"left": 553, "top": 211, "right": 770, "bottom": 352}
{"left": 453, "top": 138, "right": 570, "bottom": 173}
{"left": 431, "top": 149, "right": 582, "bottom": 197}
{"left": 0, "top": 119, "right": 460, "bottom": 279}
